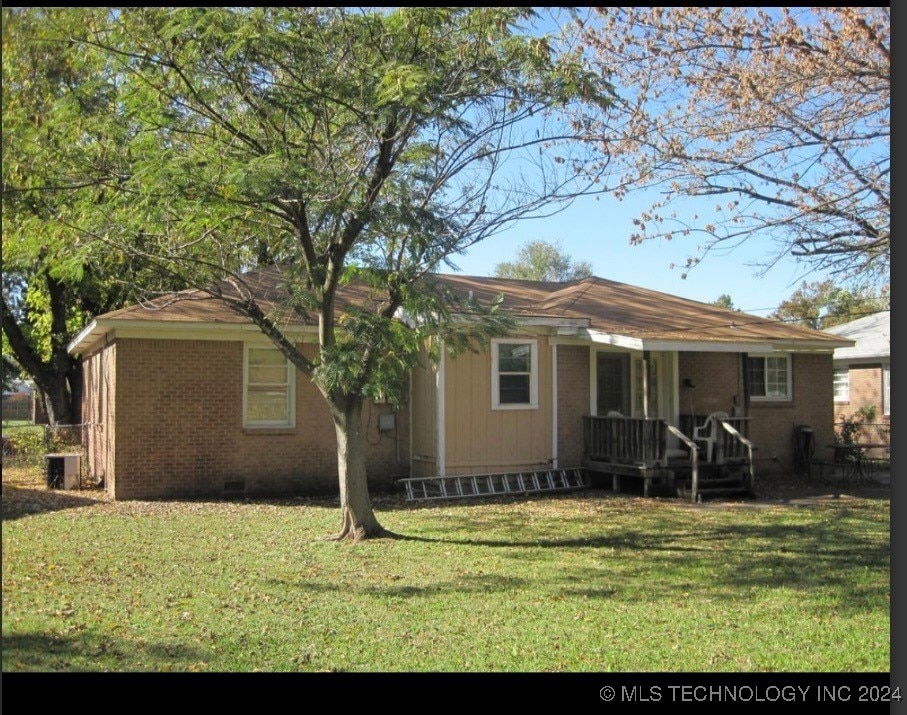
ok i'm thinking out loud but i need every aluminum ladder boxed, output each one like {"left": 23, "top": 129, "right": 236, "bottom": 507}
{"left": 399, "top": 467, "right": 588, "bottom": 502}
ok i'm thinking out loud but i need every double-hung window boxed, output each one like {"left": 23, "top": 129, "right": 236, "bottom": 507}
{"left": 833, "top": 368, "right": 850, "bottom": 402}
{"left": 244, "top": 346, "right": 295, "bottom": 427}
{"left": 883, "top": 364, "right": 890, "bottom": 416}
{"left": 746, "top": 354, "right": 792, "bottom": 401}
{"left": 491, "top": 339, "right": 538, "bottom": 409}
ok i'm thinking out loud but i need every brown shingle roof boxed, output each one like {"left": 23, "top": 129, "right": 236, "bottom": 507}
{"left": 432, "top": 273, "right": 843, "bottom": 344}
{"left": 74, "top": 266, "right": 847, "bottom": 350}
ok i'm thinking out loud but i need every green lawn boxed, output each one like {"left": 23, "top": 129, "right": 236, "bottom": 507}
{"left": 1, "top": 468, "right": 889, "bottom": 672}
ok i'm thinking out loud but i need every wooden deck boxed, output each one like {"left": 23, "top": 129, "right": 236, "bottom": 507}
{"left": 583, "top": 415, "right": 755, "bottom": 500}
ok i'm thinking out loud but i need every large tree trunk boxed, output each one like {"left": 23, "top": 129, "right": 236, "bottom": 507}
{"left": 35, "top": 371, "right": 80, "bottom": 426}
{"left": 329, "top": 394, "right": 386, "bottom": 541}
{"left": 2, "top": 278, "right": 83, "bottom": 426}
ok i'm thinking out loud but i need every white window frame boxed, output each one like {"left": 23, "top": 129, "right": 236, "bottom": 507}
{"left": 491, "top": 338, "right": 538, "bottom": 410}
{"left": 883, "top": 363, "right": 890, "bottom": 416}
{"left": 243, "top": 345, "right": 296, "bottom": 428}
{"left": 833, "top": 367, "right": 850, "bottom": 402}
{"left": 747, "top": 353, "right": 792, "bottom": 402}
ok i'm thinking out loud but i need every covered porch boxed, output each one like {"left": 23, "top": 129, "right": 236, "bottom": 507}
{"left": 578, "top": 345, "right": 757, "bottom": 500}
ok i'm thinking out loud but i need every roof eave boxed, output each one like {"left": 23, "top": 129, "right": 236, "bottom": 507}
{"left": 67, "top": 319, "right": 105, "bottom": 355}
{"left": 581, "top": 329, "right": 849, "bottom": 353}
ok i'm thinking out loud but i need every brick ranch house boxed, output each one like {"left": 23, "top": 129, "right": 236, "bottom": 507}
{"left": 825, "top": 310, "right": 890, "bottom": 446}
{"left": 68, "top": 269, "right": 852, "bottom": 500}
{"left": 826, "top": 310, "right": 890, "bottom": 420}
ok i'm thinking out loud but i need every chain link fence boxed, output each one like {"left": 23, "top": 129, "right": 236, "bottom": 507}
{"left": 2, "top": 422, "right": 92, "bottom": 488}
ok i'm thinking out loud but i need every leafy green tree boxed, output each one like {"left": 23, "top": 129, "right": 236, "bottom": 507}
{"left": 1, "top": 355, "right": 20, "bottom": 394}
{"left": 3, "top": 7, "right": 113, "bottom": 425}
{"left": 771, "top": 280, "right": 889, "bottom": 330}
{"left": 494, "top": 240, "right": 593, "bottom": 282}
{"left": 2, "top": 8, "right": 186, "bottom": 424}
{"left": 710, "top": 294, "right": 737, "bottom": 311}
{"left": 69, "top": 7, "right": 610, "bottom": 539}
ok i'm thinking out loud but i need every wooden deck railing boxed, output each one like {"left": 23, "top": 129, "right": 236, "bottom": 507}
{"left": 584, "top": 415, "right": 753, "bottom": 468}
{"left": 583, "top": 415, "right": 667, "bottom": 466}
{"left": 719, "top": 420, "right": 755, "bottom": 489}
{"left": 666, "top": 424, "right": 699, "bottom": 501}
{"left": 583, "top": 414, "right": 755, "bottom": 501}
{"left": 679, "top": 414, "right": 750, "bottom": 440}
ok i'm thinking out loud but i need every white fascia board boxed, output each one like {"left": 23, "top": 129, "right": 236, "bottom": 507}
{"left": 67, "top": 319, "right": 100, "bottom": 355}
{"left": 581, "top": 329, "right": 644, "bottom": 350}
{"left": 834, "top": 355, "right": 890, "bottom": 367}
{"left": 68, "top": 318, "right": 317, "bottom": 355}
{"left": 769, "top": 341, "right": 852, "bottom": 353}
{"left": 582, "top": 329, "right": 839, "bottom": 354}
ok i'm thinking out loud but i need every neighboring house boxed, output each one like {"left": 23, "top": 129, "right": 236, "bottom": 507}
{"left": 1, "top": 379, "right": 39, "bottom": 423}
{"left": 825, "top": 311, "right": 890, "bottom": 439}
{"left": 68, "top": 269, "right": 851, "bottom": 500}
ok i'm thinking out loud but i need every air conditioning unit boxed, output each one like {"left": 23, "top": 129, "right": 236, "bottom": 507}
{"left": 46, "top": 453, "right": 81, "bottom": 490}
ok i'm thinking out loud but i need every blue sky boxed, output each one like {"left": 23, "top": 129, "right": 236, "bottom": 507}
{"left": 444, "top": 6, "right": 874, "bottom": 320}
{"left": 449, "top": 190, "right": 831, "bottom": 318}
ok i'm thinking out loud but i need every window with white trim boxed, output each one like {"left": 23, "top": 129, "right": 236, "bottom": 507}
{"left": 883, "top": 364, "right": 890, "bottom": 416}
{"left": 833, "top": 367, "right": 850, "bottom": 402}
{"left": 491, "top": 339, "right": 538, "bottom": 409}
{"left": 244, "top": 346, "right": 295, "bottom": 427}
{"left": 746, "top": 354, "right": 792, "bottom": 401}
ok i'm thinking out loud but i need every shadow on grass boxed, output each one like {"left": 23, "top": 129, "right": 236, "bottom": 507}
{"left": 356, "top": 510, "right": 889, "bottom": 613}
{"left": 1, "top": 486, "right": 104, "bottom": 522}
{"left": 1, "top": 631, "right": 208, "bottom": 672}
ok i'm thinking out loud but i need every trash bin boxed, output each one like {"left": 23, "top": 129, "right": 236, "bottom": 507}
{"left": 793, "top": 425, "right": 814, "bottom": 477}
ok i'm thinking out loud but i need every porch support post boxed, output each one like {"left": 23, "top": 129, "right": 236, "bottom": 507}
{"left": 551, "top": 343, "right": 558, "bottom": 469}
{"left": 740, "top": 352, "right": 750, "bottom": 421}
{"left": 642, "top": 349, "right": 651, "bottom": 466}
{"left": 437, "top": 343, "right": 446, "bottom": 477}
{"left": 642, "top": 350, "right": 651, "bottom": 419}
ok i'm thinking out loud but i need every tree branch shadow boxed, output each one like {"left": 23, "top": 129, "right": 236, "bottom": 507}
{"left": 1, "top": 631, "right": 209, "bottom": 671}
{"left": 1, "top": 485, "right": 105, "bottom": 521}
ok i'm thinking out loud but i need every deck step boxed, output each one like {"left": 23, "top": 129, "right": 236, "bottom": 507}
{"left": 399, "top": 468, "right": 588, "bottom": 502}
{"left": 676, "top": 477, "right": 752, "bottom": 500}
{"left": 677, "top": 477, "right": 748, "bottom": 487}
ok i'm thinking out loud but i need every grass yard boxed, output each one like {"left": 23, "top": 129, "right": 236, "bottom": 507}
{"left": 1, "top": 466, "right": 890, "bottom": 672}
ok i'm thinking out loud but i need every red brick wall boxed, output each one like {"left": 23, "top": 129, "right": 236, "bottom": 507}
{"left": 833, "top": 363, "right": 889, "bottom": 445}
{"left": 836, "top": 364, "right": 888, "bottom": 420}
{"left": 109, "top": 338, "right": 408, "bottom": 500}
{"left": 678, "top": 352, "right": 743, "bottom": 417}
{"left": 679, "top": 352, "right": 835, "bottom": 474}
{"left": 557, "top": 344, "right": 589, "bottom": 468}
{"left": 748, "top": 353, "right": 835, "bottom": 473}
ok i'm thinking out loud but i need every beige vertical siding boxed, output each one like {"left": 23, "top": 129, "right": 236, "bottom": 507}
{"left": 444, "top": 335, "right": 552, "bottom": 475}
{"left": 410, "top": 349, "right": 438, "bottom": 478}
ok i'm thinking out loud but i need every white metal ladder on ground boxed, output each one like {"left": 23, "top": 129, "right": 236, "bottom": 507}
{"left": 398, "top": 468, "right": 588, "bottom": 502}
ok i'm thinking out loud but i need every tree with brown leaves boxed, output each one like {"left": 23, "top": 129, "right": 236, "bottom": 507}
{"left": 579, "top": 7, "right": 889, "bottom": 284}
